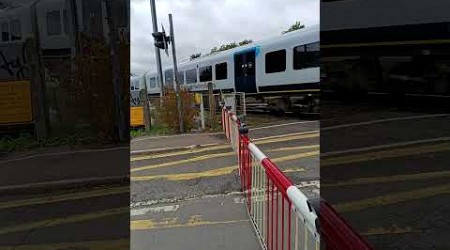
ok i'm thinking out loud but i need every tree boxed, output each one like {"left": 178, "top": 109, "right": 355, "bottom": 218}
{"left": 208, "top": 39, "right": 252, "bottom": 55}
{"left": 190, "top": 53, "right": 201, "bottom": 60}
{"left": 282, "top": 21, "right": 305, "bottom": 34}
{"left": 239, "top": 39, "right": 253, "bottom": 46}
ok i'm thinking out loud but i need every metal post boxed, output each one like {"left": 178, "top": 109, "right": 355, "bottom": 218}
{"left": 105, "top": 0, "right": 126, "bottom": 142}
{"left": 29, "top": 2, "right": 48, "bottom": 140}
{"left": 169, "top": 13, "right": 184, "bottom": 133}
{"left": 149, "top": 0, "right": 164, "bottom": 98}
{"left": 200, "top": 94, "right": 205, "bottom": 130}
{"left": 143, "top": 78, "right": 151, "bottom": 130}
{"left": 208, "top": 82, "right": 216, "bottom": 129}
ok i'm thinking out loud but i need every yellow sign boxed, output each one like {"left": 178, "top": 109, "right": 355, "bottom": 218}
{"left": 0, "top": 80, "right": 33, "bottom": 124}
{"left": 194, "top": 93, "right": 202, "bottom": 105}
{"left": 130, "top": 106, "right": 144, "bottom": 127}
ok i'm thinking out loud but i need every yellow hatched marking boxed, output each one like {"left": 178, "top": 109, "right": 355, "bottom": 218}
{"left": 131, "top": 151, "right": 317, "bottom": 182}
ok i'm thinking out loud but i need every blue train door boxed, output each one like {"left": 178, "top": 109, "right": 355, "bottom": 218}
{"left": 234, "top": 49, "right": 257, "bottom": 93}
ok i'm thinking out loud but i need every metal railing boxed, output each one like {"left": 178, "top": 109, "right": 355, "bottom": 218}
{"left": 239, "top": 127, "right": 320, "bottom": 250}
{"left": 221, "top": 104, "right": 373, "bottom": 250}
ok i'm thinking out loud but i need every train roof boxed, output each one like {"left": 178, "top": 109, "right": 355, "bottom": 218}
{"left": 143, "top": 23, "right": 319, "bottom": 77}
{"left": 322, "top": 0, "right": 450, "bottom": 31}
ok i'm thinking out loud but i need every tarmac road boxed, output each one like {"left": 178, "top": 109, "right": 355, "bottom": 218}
{"left": 321, "top": 100, "right": 450, "bottom": 249}
{"left": 130, "top": 117, "right": 320, "bottom": 250}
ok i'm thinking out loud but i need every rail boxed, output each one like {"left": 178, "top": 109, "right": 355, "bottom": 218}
{"left": 221, "top": 104, "right": 373, "bottom": 250}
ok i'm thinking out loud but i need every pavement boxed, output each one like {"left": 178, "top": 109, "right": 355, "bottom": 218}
{"left": 131, "top": 133, "right": 227, "bottom": 154}
{"left": 0, "top": 146, "right": 130, "bottom": 249}
{"left": 130, "top": 116, "right": 320, "bottom": 250}
{"left": 321, "top": 100, "right": 450, "bottom": 249}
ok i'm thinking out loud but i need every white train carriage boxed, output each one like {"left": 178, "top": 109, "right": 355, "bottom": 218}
{"left": 142, "top": 24, "right": 319, "bottom": 112}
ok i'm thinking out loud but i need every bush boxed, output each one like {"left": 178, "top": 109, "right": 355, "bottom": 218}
{"left": 155, "top": 87, "right": 198, "bottom": 133}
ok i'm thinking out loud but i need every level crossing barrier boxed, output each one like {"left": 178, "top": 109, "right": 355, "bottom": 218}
{"left": 222, "top": 104, "right": 241, "bottom": 155}
{"left": 220, "top": 105, "right": 373, "bottom": 250}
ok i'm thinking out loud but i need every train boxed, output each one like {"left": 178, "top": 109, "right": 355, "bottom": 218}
{"left": 138, "top": 24, "right": 320, "bottom": 114}
{"left": 321, "top": 0, "right": 450, "bottom": 99}
{"left": 0, "top": 0, "right": 129, "bottom": 62}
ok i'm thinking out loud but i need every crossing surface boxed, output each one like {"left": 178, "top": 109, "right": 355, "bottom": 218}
{"left": 0, "top": 148, "right": 129, "bottom": 250}
{"left": 0, "top": 185, "right": 129, "bottom": 249}
{"left": 130, "top": 119, "right": 320, "bottom": 250}
{"left": 321, "top": 101, "right": 450, "bottom": 249}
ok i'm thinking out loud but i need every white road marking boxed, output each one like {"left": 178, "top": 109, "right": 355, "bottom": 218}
{"left": 322, "top": 113, "right": 449, "bottom": 131}
{"left": 130, "top": 205, "right": 180, "bottom": 217}
{"left": 322, "top": 137, "right": 450, "bottom": 157}
{"left": 250, "top": 121, "right": 317, "bottom": 131}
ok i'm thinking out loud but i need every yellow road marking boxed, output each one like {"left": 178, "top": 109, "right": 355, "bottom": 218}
{"left": 131, "top": 151, "right": 317, "bottom": 182}
{"left": 0, "top": 207, "right": 128, "bottom": 235}
{"left": 132, "top": 166, "right": 238, "bottom": 181}
{"left": 131, "top": 217, "right": 249, "bottom": 231}
{"left": 0, "top": 186, "right": 129, "bottom": 210}
{"left": 131, "top": 130, "right": 319, "bottom": 162}
{"left": 0, "top": 239, "right": 128, "bottom": 250}
{"left": 132, "top": 144, "right": 320, "bottom": 173}
{"left": 360, "top": 225, "right": 420, "bottom": 236}
{"left": 322, "top": 143, "right": 450, "bottom": 167}
{"left": 269, "top": 144, "right": 319, "bottom": 152}
{"left": 131, "top": 151, "right": 234, "bottom": 172}
{"left": 323, "top": 170, "right": 450, "bottom": 188}
{"left": 335, "top": 183, "right": 450, "bottom": 213}
{"left": 284, "top": 168, "right": 308, "bottom": 173}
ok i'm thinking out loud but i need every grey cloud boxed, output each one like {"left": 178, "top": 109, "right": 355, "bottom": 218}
{"left": 131, "top": 0, "right": 319, "bottom": 75}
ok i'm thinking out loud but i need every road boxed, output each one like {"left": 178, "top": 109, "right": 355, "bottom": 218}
{"left": 321, "top": 100, "right": 450, "bottom": 249}
{"left": 130, "top": 117, "right": 319, "bottom": 250}
{"left": 0, "top": 148, "right": 129, "bottom": 249}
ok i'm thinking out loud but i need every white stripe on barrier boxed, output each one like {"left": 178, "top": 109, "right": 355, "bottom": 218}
{"left": 286, "top": 185, "right": 319, "bottom": 239}
{"left": 231, "top": 114, "right": 238, "bottom": 122}
{"left": 247, "top": 142, "right": 267, "bottom": 163}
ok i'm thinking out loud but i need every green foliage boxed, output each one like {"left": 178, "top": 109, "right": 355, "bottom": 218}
{"left": 282, "top": 21, "right": 305, "bottom": 34}
{"left": 239, "top": 39, "right": 253, "bottom": 46}
{"left": 190, "top": 53, "right": 202, "bottom": 60}
{"left": 0, "top": 133, "right": 105, "bottom": 153}
{"left": 154, "top": 87, "right": 198, "bottom": 133}
{"left": 130, "top": 125, "right": 171, "bottom": 138}
{"left": 208, "top": 39, "right": 252, "bottom": 55}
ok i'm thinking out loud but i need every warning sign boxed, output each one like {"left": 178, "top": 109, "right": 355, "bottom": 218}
{"left": 130, "top": 106, "right": 144, "bottom": 127}
{"left": 0, "top": 80, "right": 33, "bottom": 124}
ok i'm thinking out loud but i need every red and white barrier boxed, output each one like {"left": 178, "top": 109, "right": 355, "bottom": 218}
{"left": 221, "top": 105, "right": 373, "bottom": 250}
{"left": 222, "top": 105, "right": 241, "bottom": 155}
{"left": 240, "top": 128, "right": 319, "bottom": 250}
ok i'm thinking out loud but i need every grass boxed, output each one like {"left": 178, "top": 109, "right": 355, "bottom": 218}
{"left": 130, "top": 125, "right": 172, "bottom": 139}
{"left": 0, "top": 133, "right": 82, "bottom": 153}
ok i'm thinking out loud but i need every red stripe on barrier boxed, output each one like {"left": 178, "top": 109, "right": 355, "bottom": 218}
{"left": 261, "top": 158, "right": 292, "bottom": 197}
{"left": 320, "top": 200, "right": 373, "bottom": 250}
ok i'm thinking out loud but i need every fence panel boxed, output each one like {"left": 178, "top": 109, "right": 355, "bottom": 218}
{"left": 221, "top": 104, "right": 372, "bottom": 250}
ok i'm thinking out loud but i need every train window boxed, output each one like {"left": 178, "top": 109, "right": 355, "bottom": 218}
{"left": 177, "top": 71, "right": 184, "bottom": 84}
{"left": 186, "top": 69, "right": 197, "bottom": 84}
{"left": 63, "top": 10, "right": 69, "bottom": 34}
{"left": 10, "top": 20, "right": 21, "bottom": 41}
{"left": 1, "top": 22, "right": 9, "bottom": 42}
{"left": 215, "top": 62, "right": 227, "bottom": 80}
{"left": 46, "top": 11, "right": 61, "bottom": 36}
{"left": 199, "top": 66, "right": 212, "bottom": 82}
{"left": 265, "top": 49, "right": 286, "bottom": 73}
{"left": 164, "top": 69, "right": 173, "bottom": 86}
{"left": 293, "top": 42, "right": 320, "bottom": 70}
{"left": 150, "top": 77, "right": 157, "bottom": 88}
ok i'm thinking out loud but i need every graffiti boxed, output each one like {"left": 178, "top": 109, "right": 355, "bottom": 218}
{"left": 0, "top": 43, "right": 29, "bottom": 80}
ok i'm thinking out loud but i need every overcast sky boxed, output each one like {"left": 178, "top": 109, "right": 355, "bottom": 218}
{"left": 131, "top": 0, "right": 319, "bottom": 76}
